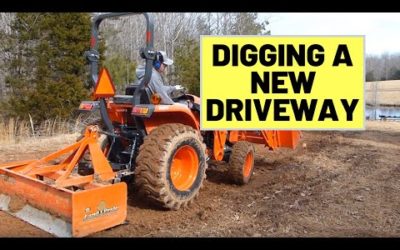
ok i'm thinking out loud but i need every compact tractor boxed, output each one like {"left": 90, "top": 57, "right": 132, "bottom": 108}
{"left": 0, "top": 13, "right": 300, "bottom": 237}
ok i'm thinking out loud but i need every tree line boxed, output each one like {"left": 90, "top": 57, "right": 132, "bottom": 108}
{"left": 0, "top": 12, "right": 268, "bottom": 123}
{"left": 1, "top": 13, "right": 398, "bottom": 124}
{"left": 366, "top": 53, "right": 400, "bottom": 81}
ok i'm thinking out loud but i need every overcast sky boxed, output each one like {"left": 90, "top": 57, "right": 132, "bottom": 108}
{"left": 260, "top": 13, "right": 400, "bottom": 56}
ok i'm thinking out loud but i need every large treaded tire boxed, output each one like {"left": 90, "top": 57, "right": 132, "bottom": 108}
{"left": 135, "top": 123, "right": 207, "bottom": 210}
{"left": 228, "top": 141, "right": 255, "bottom": 185}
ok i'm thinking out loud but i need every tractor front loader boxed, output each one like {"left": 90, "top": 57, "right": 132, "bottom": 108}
{"left": 0, "top": 13, "right": 301, "bottom": 237}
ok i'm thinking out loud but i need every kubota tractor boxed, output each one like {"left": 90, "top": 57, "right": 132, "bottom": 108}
{"left": 0, "top": 13, "right": 300, "bottom": 237}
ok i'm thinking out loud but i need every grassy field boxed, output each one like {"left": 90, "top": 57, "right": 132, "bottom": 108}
{"left": 365, "top": 80, "right": 400, "bottom": 106}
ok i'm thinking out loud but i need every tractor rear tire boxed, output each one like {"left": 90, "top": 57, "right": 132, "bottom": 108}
{"left": 135, "top": 123, "right": 207, "bottom": 210}
{"left": 228, "top": 141, "right": 255, "bottom": 185}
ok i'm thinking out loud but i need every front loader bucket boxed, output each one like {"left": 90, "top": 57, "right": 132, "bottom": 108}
{"left": 0, "top": 126, "right": 127, "bottom": 237}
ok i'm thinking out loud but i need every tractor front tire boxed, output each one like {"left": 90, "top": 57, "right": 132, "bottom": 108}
{"left": 228, "top": 141, "right": 255, "bottom": 185}
{"left": 135, "top": 124, "right": 207, "bottom": 210}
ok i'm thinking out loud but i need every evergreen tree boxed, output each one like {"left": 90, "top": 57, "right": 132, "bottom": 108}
{"left": 104, "top": 53, "right": 137, "bottom": 93}
{"left": 4, "top": 13, "right": 91, "bottom": 122}
{"left": 2, "top": 13, "right": 39, "bottom": 117}
{"left": 232, "top": 13, "right": 266, "bottom": 35}
{"left": 173, "top": 39, "right": 200, "bottom": 96}
{"left": 174, "top": 13, "right": 267, "bottom": 97}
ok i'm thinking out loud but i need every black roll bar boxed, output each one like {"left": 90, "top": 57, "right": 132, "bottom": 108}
{"left": 84, "top": 12, "right": 156, "bottom": 135}
{"left": 85, "top": 12, "right": 155, "bottom": 106}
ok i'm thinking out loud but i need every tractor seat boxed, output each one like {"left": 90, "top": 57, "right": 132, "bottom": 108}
{"left": 122, "top": 84, "right": 152, "bottom": 104}
{"left": 191, "top": 102, "right": 200, "bottom": 113}
{"left": 173, "top": 95, "right": 200, "bottom": 113}
{"left": 113, "top": 95, "right": 134, "bottom": 104}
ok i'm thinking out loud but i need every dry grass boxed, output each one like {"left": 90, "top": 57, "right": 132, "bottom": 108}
{"left": 365, "top": 80, "right": 400, "bottom": 106}
{"left": 366, "top": 120, "right": 400, "bottom": 131}
{"left": 0, "top": 133, "right": 79, "bottom": 155}
{"left": 0, "top": 116, "right": 87, "bottom": 144}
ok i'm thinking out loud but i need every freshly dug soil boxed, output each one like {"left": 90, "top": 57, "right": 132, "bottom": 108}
{"left": 0, "top": 121, "right": 399, "bottom": 237}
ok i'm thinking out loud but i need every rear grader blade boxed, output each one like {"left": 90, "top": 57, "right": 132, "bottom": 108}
{"left": 0, "top": 126, "right": 127, "bottom": 237}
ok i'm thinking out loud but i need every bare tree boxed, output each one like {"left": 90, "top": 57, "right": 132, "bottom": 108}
{"left": 366, "top": 53, "right": 400, "bottom": 81}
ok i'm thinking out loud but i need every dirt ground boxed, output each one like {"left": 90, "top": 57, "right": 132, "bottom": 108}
{"left": 0, "top": 121, "right": 399, "bottom": 237}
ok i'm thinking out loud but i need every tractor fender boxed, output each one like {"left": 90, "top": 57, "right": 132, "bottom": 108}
{"left": 143, "top": 104, "right": 200, "bottom": 134}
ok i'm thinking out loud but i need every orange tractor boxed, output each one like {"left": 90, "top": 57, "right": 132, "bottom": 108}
{"left": 0, "top": 13, "right": 300, "bottom": 237}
